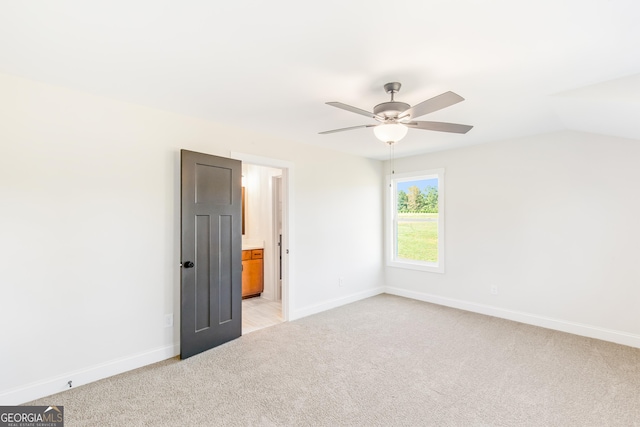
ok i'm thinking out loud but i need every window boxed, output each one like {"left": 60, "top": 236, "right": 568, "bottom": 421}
{"left": 387, "top": 169, "right": 444, "bottom": 273}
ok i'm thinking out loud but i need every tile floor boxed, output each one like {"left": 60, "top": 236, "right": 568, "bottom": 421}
{"left": 242, "top": 297, "right": 283, "bottom": 334}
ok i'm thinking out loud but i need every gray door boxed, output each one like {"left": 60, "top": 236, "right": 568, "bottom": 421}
{"left": 180, "top": 149, "right": 242, "bottom": 359}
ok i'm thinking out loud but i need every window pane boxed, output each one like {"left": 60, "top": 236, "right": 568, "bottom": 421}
{"left": 396, "top": 178, "right": 439, "bottom": 262}
{"left": 396, "top": 214, "right": 438, "bottom": 262}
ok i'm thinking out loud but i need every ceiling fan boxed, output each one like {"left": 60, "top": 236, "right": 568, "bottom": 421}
{"left": 319, "top": 82, "right": 473, "bottom": 144}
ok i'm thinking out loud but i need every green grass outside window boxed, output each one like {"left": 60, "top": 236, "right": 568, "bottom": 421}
{"left": 396, "top": 213, "right": 438, "bottom": 262}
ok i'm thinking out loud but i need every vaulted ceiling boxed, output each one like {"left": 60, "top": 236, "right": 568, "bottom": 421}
{"left": 1, "top": 1, "right": 639, "bottom": 159}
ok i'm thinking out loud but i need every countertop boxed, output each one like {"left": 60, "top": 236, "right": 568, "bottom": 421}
{"left": 242, "top": 239, "right": 264, "bottom": 251}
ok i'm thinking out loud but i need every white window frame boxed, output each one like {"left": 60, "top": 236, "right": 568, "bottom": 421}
{"left": 386, "top": 168, "right": 445, "bottom": 273}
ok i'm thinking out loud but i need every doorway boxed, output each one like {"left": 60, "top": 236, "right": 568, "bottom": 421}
{"left": 231, "top": 152, "right": 291, "bottom": 334}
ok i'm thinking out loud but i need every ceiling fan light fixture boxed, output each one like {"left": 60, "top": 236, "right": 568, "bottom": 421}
{"left": 373, "top": 123, "right": 408, "bottom": 143}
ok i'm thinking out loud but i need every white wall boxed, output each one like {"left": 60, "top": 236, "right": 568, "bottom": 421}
{"left": 0, "top": 73, "right": 384, "bottom": 404}
{"left": 290, "top": 147, "right": 385, "bottom": 314}
{"left": 385, "top": 131, "right": 640, "bottom": 347}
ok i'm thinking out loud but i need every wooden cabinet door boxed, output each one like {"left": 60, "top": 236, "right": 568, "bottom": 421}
{"left": 242, "top": 259, "right": 263, "bottom": 297}
{"left": 242, "top": 249, "right": 264, "bottom": 298}
{"left": 241, "top": 249, "right": 264, "bottom": 298}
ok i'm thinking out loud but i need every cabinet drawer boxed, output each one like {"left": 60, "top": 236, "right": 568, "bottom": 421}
{"left": 251, "top": 249, "right": 263, "bottom": 259}
{"left": 242, "top": 250, "right": 251, "bottom": 261}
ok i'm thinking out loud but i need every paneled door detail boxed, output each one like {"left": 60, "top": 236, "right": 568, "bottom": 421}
{"left": 180, "top": 150, "right": 242, "bottom": 359}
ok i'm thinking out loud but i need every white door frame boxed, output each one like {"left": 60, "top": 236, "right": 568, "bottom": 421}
{"left": 272, "top": 175, "right": 283, "bottom": 301}
{"left": 230, "top": 152, "right": 293, "bottom": 321}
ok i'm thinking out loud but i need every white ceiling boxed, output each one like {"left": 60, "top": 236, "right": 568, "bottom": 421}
{"left": 1, "top": 0, "right": 639, "bottom": 160}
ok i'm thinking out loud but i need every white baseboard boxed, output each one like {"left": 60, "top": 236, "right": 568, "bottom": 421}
{"left": 385, "top": 287, "right": 640, "bottom": 349}
{"left": 10, "top": 287, "right": 636, "bottom": 405}
{"left": 290, "top": 287, "right": 385, "bottom": 321}
{"left": 4, "top": 288, "right": 384, "bottom": 405}
{"left": 0, "top": 344, "right": 179, "bottom": 405}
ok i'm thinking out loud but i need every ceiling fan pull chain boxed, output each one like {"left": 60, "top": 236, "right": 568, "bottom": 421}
{"left": 392, "top": 142, "right": 395, "bottom": 175}
{"left": 388, "top": 141, "right": 395, "bottom": 179}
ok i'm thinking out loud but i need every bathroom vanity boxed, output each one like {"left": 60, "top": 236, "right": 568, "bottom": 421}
{"left": 241, "top": 248, "right": 263, "bottom": 298}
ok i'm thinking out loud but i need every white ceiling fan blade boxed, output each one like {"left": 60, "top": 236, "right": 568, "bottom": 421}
{"left": 405, "top": 121, "right": 473, "bottom": 134}
{"left": 326, "top": 102, "right": 380, "bottom": 119}
{"left": 318, "top": 124, "right": 377, "bottom": 135}
{"left": 399, "top": 91, "right": 464, "bottom": 120}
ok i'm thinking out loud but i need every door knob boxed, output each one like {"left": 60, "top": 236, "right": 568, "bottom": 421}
{"left": 182, "top": 261, "right": 195, "bottom": 268}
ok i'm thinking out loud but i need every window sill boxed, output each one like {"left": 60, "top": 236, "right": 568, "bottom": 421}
{"left": 387, "top": 260, "right": 444, "bottom": 274}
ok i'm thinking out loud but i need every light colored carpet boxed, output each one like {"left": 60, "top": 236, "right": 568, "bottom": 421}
{"left": 27, "top": 294, "right": 640, "bottom": 426}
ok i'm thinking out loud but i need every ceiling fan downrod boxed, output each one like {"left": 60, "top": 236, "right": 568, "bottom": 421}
{"left": 374, "top": 82, "right": 410, "bottom": 120}
{"left": 383, "top": 82, "right": 402, "bottom": 101}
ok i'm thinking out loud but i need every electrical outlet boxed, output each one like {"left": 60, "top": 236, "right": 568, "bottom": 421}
{"left": 490, "top": 285, "right": 499, "bottom": 295}
{"left": 339, "top": 277, "right": 344, "bottom": 287}
{"left": 164, "top": 313, "right": 173, "bottom": 328}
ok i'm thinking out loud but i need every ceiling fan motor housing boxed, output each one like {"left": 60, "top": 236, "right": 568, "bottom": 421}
{"left": 374, "top": 101, "right": 410, "bottom": 119}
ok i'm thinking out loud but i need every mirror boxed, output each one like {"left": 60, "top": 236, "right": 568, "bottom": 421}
{"left": 242, "top": 186, "right": 245, "bottom": 235}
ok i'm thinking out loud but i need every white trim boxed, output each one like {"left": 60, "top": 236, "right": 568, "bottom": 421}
{"left": 230, "top": 152, "right": 293, "bottom": 321}
{"left": 0, "top": 344, "right": 179, "bottom": 405}
{"left": 9, "top": 287, "right": 638, "bottom": 404}
{"left": 272, "top": 175, "right": 283, "bottom": 302}
{"left": 290, "top": 287, "right": 385, "bottom": 321}
{"left": 229, "top": 152, "right": 293, "bottom": 170}
{"left": 385, "top": 287, "right": 640, "bottom": 349}
{"left": 386, "top": 168, "right": 445, "bottom": 273}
